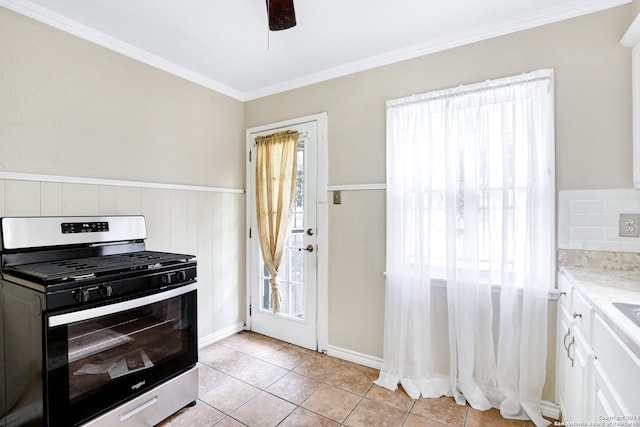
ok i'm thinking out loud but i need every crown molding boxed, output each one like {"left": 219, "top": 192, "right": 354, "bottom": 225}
{"left": 621, "top": 10, "right": 640, "bottom": 47}
{"left": 1, "top": 0, "right": 630, "bottom": 101}
{"left": 244, "top": 0, "right": 631, "bottom": 100}
{"left": 0, "top": 0, "right": 246, "bottom": 101}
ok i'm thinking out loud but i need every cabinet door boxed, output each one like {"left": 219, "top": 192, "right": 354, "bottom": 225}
{"left": 568, "top": 327, "right": 594, "bottom": 422}
{"left": 592, "top": 360, "right": 626, "bottom": 419}
{"left": 558, "top": 302, "right": 595, "bottom": 423}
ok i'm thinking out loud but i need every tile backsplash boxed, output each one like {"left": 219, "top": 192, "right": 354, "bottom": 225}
{"left": 559, "top": 189, "right": 640, "bottom": 253}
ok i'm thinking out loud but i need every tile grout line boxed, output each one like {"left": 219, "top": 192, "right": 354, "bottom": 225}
{"left": 201, "top": 337, "right": 357, "bottom": 426}
{"left": 200, "top": 333, "right": 483, "bottom": 427}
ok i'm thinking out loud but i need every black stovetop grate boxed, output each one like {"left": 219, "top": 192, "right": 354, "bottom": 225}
{"left": 6, "top": 251, "right": 194, "bottom": 282}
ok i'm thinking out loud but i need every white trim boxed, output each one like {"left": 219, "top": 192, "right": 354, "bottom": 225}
{"left": 198, "top": 322, "right": 246, "bottom": 349}
{"left": 245, "top": 131, "right": 253, "bottom": 333}
{"left": 632, "top": 46, "right": 640, "bottom": 189}
{"left": 326, "top": 345, "right": 383, "bottom": 370}
{"left": 0, "top": 171, "right": 244, "bottom": 194}
{"left": 541, "top": 401, "right": 561, "bottom": 422}
{"left": 244, "top": 0, "right": 630, "bottom": 100}
{"left": 0, "top": 0, "right": 245, "bottom": 101}
{"left": 621, "top": 10, "right": 640, "bottom": 188}
{"left": 621, "top": 12, "right": 640, "bottom": 47}
{"left": 315, "top": 113, "right": 329, "bottom": 353}
{"left": 327, "top": 184, "right": 386, "bottom": 192}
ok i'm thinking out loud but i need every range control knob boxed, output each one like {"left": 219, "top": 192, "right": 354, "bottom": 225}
{"left": 160, "top": 274, "right": 172, "bottom": 285}
{"left": 175, "top": 270, "right": 187, "bottom": 282}
{"left": 73, "top": 289, "right": 90, "bottom": 303}
{"left": 98, "top": 284, "right": 113, "bottom": 298}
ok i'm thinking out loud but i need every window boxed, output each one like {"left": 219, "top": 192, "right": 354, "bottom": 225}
{"left": 386, "top": 69, "right": 555, "bottom": 287}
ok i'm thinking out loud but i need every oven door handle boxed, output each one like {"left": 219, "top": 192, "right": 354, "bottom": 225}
{"left": 48, "top": 283, "right": 197, "bottom": 327}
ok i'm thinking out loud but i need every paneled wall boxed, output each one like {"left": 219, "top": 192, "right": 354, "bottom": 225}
{"left": 0, "top": 177, "right": 246, "bottom": 344}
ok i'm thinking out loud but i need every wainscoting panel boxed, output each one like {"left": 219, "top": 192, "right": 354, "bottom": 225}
{"left": 0, "top": 177, "right": 246, "bottom": 343}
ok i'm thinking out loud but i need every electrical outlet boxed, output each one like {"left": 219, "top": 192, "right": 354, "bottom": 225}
{"left": 619, "top": 213, "right": 640, "bottom": 237}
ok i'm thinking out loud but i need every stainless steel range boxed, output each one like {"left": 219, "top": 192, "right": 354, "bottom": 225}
{"left": 0, "top": 216, "right": 198, "bottom": 427}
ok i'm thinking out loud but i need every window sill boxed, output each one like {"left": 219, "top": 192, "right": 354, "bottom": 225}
{"left": 383, "top": 272, "right": 561, "bottom": 301}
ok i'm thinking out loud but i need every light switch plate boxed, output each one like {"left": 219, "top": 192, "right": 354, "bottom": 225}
{"left": 333, "top": 191, "right": 342, "bottom": 205}
{"left": 619, "top": 213, "right": 640, "bottom": 237}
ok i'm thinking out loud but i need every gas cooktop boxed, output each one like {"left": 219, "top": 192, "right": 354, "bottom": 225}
{"left": 5, "top": 251, "right": 195, "bottom": 283}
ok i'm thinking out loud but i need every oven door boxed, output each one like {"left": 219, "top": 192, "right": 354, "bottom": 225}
{"left": 44, "top": 283, "right": 197, "bottom": 427}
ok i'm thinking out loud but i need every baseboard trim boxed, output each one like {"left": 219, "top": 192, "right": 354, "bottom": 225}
{"left": 326, "top": 344, "right": 560, "bottom": 421}
{"left": 198, "top": 322, "right": 245, "bottom": 348}
{"left": 325, "top": 345, "right": 383, "bottom": 370}
{"left": 541, "top": 400, "right": 561, "bottom": 422}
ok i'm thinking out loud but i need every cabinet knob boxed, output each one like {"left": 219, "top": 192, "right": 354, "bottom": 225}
{"left": 573, "top": 312, "right": 582, "bottom": 319}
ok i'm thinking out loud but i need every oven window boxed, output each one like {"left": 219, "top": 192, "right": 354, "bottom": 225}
{"left": 65, "top": 294, "right": 191, "bottom": 401}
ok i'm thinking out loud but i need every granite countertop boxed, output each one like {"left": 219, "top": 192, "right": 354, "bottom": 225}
{"left": 560, "top": 266, "right": 640, "bottom": 358}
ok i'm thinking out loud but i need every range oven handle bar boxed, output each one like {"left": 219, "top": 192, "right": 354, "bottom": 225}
{"left": 48, "top": 283, "right": 197, "bottom": 327}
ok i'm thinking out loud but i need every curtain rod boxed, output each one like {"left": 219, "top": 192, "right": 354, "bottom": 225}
{"left": 252, "top": 131, "right": 308, "bottom": 145}
{"left": 253, "top": 131, "right": 307, "bottom": 140}
{"left": 387, "top": 73, "right": 553, "bottom": 109}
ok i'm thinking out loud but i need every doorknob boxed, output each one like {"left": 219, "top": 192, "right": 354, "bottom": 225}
{"left": 306, "top": 228, "right": 314, "bottom": 236}
{"left": 295, "top": 245, "right": 314, "bottom": 253}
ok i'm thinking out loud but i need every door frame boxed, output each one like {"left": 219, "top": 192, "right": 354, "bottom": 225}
{"left": 245, "top": 112, "right": 328, "bottom": 353}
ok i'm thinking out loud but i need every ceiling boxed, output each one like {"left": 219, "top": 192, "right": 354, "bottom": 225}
{"left": 1, "top": 0, "right": 631, "bottom": 101}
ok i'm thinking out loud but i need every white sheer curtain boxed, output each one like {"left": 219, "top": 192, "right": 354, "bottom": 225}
{"left": 375, "top": 69, "right": 555, "bottom": 427}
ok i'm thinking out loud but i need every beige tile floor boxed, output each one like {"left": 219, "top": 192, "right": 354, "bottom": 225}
{"left": 158, "top": 331, "right": 551, "bottom": 427}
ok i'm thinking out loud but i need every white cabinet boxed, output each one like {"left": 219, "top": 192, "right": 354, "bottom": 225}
{"left": 591, "top": 313, "right": 640, "bottom": 416}
{"left": 557, "top": 270, "right": 640, "bottom": 422}
{"left": 556, "top": 274, "right": 595, "bottom": 423}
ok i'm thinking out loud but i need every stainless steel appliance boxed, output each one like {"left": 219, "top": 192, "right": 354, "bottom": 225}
{"left": 0, "top": 216, "right": 198, "bottom": 427}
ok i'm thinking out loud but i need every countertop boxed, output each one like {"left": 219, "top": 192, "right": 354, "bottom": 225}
{"left": 560, "top": 266, "right": 640, "bottom": 359}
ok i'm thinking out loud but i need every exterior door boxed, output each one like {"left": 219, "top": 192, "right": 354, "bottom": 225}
{"left": 247, "top": 118, "right": 319, "bottom": 350}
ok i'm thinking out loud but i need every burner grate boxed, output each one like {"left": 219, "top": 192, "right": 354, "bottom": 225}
{"left": 6, "top": 251, "right": 194, "bottom": 282}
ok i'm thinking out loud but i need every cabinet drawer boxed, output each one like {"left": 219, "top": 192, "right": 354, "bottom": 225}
{"left": 572, "top": 289, "right": 593, "bottom": 338}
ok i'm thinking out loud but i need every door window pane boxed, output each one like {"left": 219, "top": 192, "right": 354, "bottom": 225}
{"left": 258, "top": 137, "right": 306, "bottom": 319}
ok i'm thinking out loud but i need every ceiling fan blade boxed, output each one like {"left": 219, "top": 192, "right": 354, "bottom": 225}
{"left": 266, "top": 0, "right": 296, "bottom": 31}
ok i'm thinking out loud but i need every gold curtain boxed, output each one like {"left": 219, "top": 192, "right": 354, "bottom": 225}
{"left": 255, "top": 130, "right": 299, "bottom": 313}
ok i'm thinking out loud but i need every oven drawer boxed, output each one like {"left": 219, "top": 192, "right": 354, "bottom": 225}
{"left": 80, "top": 366, "right": 197, "bottom": 427}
